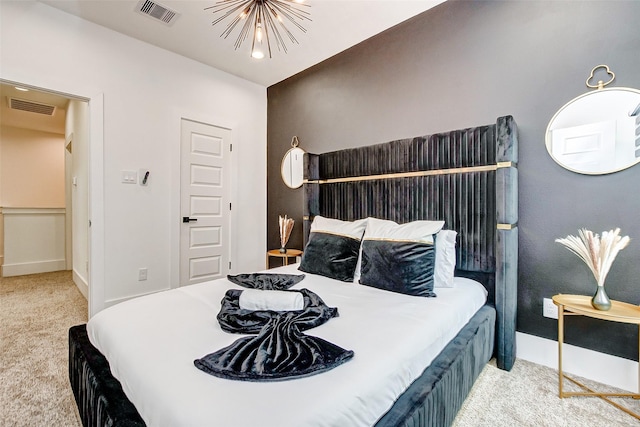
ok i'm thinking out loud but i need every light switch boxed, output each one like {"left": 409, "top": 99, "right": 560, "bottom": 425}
{"left": 121, "top": 170, "right": 137, "bottom": 184}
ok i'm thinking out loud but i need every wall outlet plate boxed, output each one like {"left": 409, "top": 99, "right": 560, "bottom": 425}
{"left": 543, "top": 297, "right": 558, "bottom": 319}
{"left": 138, "top": 268, "right": 148, "bottom": 281}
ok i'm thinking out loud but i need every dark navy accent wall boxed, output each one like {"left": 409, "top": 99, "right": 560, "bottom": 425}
{"left": 267, "top": 1, "right": 640, "bottom": 359}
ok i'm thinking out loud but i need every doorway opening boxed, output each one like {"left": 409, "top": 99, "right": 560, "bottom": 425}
{"left": 0, "top": 80, "right": 90, "bottom": 303}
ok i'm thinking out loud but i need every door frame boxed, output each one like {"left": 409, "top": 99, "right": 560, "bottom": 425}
{"left": 0, "top": 77, "right": 104, "bottom": 317}
{"left": 171, "top": 114, "right": 238, "bottom": 289}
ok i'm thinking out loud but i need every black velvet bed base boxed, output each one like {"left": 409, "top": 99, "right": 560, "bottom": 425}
{"left": 375, "top": 304, "right": 495, "bottom": 427}
{"left": 68, "top": 304, "right": 495, "bottom": 427}
{"left": 69, "top": 325, "right": 145, "bottom": 427}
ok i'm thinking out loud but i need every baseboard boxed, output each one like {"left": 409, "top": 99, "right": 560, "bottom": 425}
{"left": 2, "top": 259, "right": 66, "bottom": 277}
{"left": 516, "top": 331, "right": 637, "bottom": 393}
{"left": 72, "top": 269, "right": 89, "bottom": 300}
{"left": 105, "top": 288, "right": 168, "bottom": 309}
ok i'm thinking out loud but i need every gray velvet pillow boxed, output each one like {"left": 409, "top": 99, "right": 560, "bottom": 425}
{"left": 359, "top": 218, "right": 444, "bottom": 297}
{"left": 299, "top": 216, "right": 367, "bottom": 282}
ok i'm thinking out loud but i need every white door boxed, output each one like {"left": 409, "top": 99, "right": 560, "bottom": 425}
{"left": 550, "top": 121, "right": 616, "bottom": 173}
{"left": 180, "top": 119, "right": 231, "bottom": 287}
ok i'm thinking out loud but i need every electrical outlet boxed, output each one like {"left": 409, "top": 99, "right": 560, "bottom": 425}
{"left": 138, "top": 268, "right": 148, "bottom": 281}
{"left": 543, "top": 297, "right": 558, "bottom": 319}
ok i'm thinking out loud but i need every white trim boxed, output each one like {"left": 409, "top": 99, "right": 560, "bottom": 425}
{"left": 88, "top": 93, "right": 104, "bottom": 318}
{"left": 105, "top": 288, "right": 166, "bottom": 309}
{"left": 2, "top": 208, "right": 65, "bottom": 215}
{"left": 73, "top": 269, "right": 89, "bottom": 300}
{"left": 2, "top": 259, "right": 66, "bottom": 277}
{"left": 516, "top": 331, "right": 638, "bottom": 393}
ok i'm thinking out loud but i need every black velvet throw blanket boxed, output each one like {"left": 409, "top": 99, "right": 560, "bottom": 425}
{"left": 195, "top": 280, "right": 354, "bottom": 382}
{"left": 226, "top": 273, "right": 305, "bottom": 290}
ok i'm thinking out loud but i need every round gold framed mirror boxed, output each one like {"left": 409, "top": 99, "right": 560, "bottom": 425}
{"left": 281, "top": 136, "right": 305, "bottom": 188}
{"left": 545, "top": 67, "right": 640, "bottom": 175}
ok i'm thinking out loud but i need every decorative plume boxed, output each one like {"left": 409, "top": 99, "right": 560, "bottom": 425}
{"left": 279, "top": 215, "right": 295, "bottom": 249}
{"left": 555, "top": 228, "right": 630, "bottom": 287}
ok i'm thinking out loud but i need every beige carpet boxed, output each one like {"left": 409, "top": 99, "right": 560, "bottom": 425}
{"left": 453, "top": 358, "right": 640, "bottom": 427}
{"left": 1, "top": 271, "right": 86, "bottom": 427}
{"left": 1, "top": 271, "right": 639, "bottom": 426}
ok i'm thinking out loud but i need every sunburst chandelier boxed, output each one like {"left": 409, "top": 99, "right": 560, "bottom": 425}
{"left": 205, "top": 0, "right": 311, "bottom": 59}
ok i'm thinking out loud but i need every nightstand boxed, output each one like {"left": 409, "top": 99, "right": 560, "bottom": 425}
{"left": 552, "top": 294, "right": 640, "bottom": 421}
{"left": 266, "top": 249, "right": 303, "bottom": 269}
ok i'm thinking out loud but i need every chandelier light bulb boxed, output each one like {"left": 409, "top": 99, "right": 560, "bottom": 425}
{"left": 251, "top": 49, "right": 265, "bottom": 59}
{"left": 256, "top": 22, "right": 263, "bottom": 42}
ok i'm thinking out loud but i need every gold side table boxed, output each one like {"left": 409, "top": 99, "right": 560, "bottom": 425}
{"left": 553, "top": 294, "right": 640, "bottom": 421}
{"left": 266, "top": 249, "right": 303, "bottom": 269}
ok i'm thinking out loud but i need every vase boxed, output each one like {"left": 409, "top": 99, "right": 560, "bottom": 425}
{"left": 279, "top": 246, "right": 287, "bottom": 254}
{"left": 591, "top": 285, "right": 611, "bottom": 311}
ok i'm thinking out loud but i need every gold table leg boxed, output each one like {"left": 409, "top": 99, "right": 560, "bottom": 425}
{"left": 557, "top": 304, "right": 640, "bottom": 421}
{"left": 558, "top": 303, "right": 564, "bottom": 398}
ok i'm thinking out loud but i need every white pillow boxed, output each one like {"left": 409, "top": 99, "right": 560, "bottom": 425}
{"left": 310, "top": 215, "right": 367, "bottom": 239}
{"left": 362, "top": 217, "right": 444, "bottom": 242}
{"left": 239, "top": 290, "right": 304, "bottom": 311}
{"left": 434, "top": 230, "right": 457, "bottom": 288}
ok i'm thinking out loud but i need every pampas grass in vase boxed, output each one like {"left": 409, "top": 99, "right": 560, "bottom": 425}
{"left": 555, "top": 228, "right": 630, "bottom": 310}
{"left": 279, "top": 215, "right": 295, "bottom": 253}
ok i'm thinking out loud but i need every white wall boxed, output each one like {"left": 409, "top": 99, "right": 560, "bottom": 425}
{"left": 0, "top": 125, "right": 66, "bottom": 277}
{"left": 0, "top": 126, "right": 65, "bottom": 208}
{"left": 0, "top": 1, "right": 267, "bottom": 314}
{"left": 67, "top": 100, "right": 90, "bottom": 298}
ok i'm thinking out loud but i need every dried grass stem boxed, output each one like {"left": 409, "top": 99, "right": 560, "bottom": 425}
{"left": 555, "top": 228, "right": 630, "bottom": 287}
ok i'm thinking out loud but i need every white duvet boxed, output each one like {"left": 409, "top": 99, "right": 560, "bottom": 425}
{"left": 87, "top": 264, "right": 487, "bottom": 427}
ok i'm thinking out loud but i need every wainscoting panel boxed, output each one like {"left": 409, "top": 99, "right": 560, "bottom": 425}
{"left": 2, "top": 208, "right": 66, "bottom": 277}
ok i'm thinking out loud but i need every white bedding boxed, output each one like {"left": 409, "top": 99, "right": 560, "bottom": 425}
{"left": 87, "top": 264, "right": 487, "bottom": 427}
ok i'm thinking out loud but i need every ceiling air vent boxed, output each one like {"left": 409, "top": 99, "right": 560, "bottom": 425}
{"left": 8, "top": 97, "right": 56, "bottom": 116}
{"left": 135, "top": 0, "right": 180, "bottom": 26}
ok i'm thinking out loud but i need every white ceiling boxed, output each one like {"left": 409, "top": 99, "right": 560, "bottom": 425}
{"left": 40, "top": 0, "right": 445, "bottom": 87}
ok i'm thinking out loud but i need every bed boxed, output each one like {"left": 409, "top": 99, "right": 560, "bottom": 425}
{"left": 69, "top": 115, "right": 518, "bottom": 427}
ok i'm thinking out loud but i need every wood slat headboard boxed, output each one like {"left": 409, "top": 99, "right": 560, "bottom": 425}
{"left": 302, "top": 116, "right": 518, "bottom": 370}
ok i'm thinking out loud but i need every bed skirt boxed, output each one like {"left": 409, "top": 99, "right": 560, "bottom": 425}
{"left": 69, "top": 304, "right": 495, "bottom": 427}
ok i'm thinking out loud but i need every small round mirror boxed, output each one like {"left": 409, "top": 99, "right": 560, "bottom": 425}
{"left": 281, "top": 137, "right": 305, "bottom": 188}
{"left": 545, "top": 87, "right": 640, "bottom": 175}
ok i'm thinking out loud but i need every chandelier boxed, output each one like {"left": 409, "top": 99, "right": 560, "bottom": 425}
{"left": 205, "top": 0, "right": 311, "bottom": 59}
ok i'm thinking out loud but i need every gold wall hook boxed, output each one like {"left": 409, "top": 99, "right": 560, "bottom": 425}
{"left": 291, "top": 136, "right": 300, "bottom": 148}
{"left": 586, "top": 65, "right": 615, "bottom": 90}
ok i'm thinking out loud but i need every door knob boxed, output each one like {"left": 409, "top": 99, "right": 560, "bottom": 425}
{"left": 182, "top": 217, "right": 198, "bottom": 223}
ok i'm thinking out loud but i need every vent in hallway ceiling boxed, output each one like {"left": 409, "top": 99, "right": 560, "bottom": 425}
{"left": 135, "top": 0, "right": 180, "bottom": 26}
{"left": 7, "top": 97, "right": 56, "bottom": 116}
